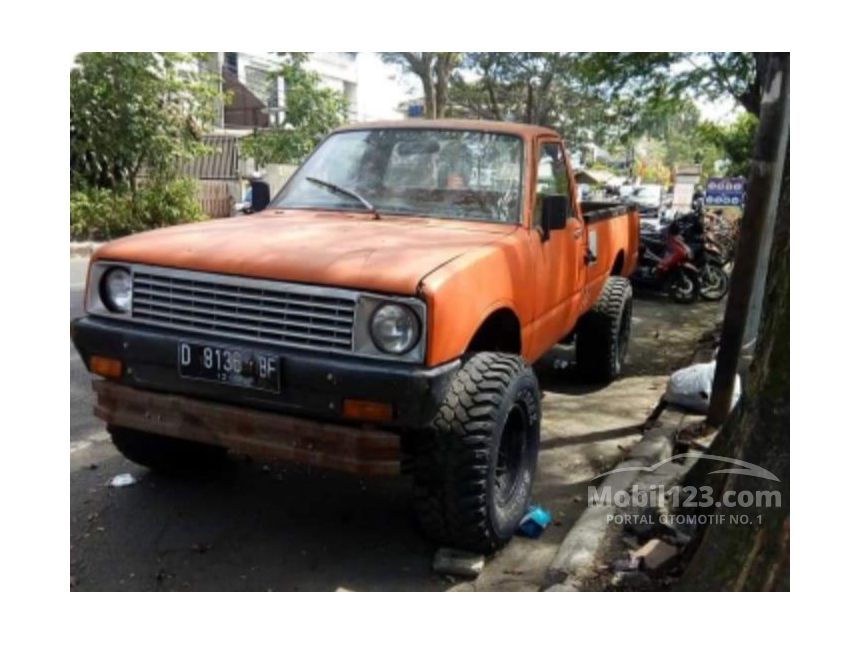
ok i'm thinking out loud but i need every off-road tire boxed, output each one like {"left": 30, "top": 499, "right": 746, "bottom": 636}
{"left": 108, "top": 425, "right": 229, "bottom": 476}
{"left": 412, "top": 353, "right": 541, "bottom": 553}
{"left": 576, "top": 276, "right": 633, "bottom": 382}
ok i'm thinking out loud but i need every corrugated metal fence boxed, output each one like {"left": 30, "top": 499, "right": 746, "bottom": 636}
{"left": 198, "top": 181, "right": 233, "bottom": 218}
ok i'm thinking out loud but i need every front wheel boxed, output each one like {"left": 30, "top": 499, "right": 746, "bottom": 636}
{"left": 699, "top": 263, "right": 729, "bottom": 301}
{"left": 669, "top": 267, "right": 699, "bottom": 304}
{"left": 412, "top": 353, "right": 541, "bottom": 553}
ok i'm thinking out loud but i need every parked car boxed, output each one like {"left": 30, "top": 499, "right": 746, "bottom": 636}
{"left": 628, "top": 184, "right": 663, "bottom": 211}
{"left": 71, "top": 120, "right": 640, "bottom": 553}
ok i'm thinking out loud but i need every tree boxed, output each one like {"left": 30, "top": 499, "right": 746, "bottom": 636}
{"left": 577, "top": 52, "right": 766, "bottom": 118}
{"left": 698, "top": 112, "right": 759, "bottom": 177}
{"left": 70, "top": 52, "right": 218, "bottom": 192}
{"left": 680, "top": 150, "right": 789, "bottom": 591}
{"left": 382, "top": 53, "right": 461, "bottom": 119}
{"left": 632, "top": 138, "right": 672, "bottom": 184}
{"left": 239, "top": 53, "right": 348, "bottom": 166}
{"left": 448, "top": 53, "right": 583, "bottom": 126}
{"left": 448, "top": 54, "right": 717, "bottom": 175}
{"left": 571, "top": 53, "right": 768, "bottom": 175}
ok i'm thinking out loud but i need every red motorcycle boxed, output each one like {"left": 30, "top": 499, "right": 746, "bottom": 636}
{"left": 633, "top": 224, "right": 700, "bottom": 303}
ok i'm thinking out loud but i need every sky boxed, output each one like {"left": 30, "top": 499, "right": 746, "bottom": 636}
{"left": 356, "top": 53, "right": 419, "bottom": 121}
{"left": 696, "top": 95, "right": 741, "bottom": 124}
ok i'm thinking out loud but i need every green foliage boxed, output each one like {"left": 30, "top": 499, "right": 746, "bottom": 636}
{"left": 632, "top": 138, "right": 671, "bottom": 184}
{"left": 698, "top": 113, "right": 759, "bottom": 177}
{"left": 623, "top": 98, "right": 726, "bottom": 178}
{"left": 448, "top": 53, "right": 694, "bottom": 150}
{"left": 576, "top": 52, "right": 762, "bottom": 116}
{"left": 239, "top": 53, "right": 348, "bottom": 165}
{"left": 571, "top": 52, "right": 762, "bottom": 174}
{"left": 449, "top": 53, "right": 583, "bottom": 127}
{"left": 71, "top": 52, "right": 219, "bottom": 190}
{"left": 70, "top": 178, "right": 205, "bottom": 241}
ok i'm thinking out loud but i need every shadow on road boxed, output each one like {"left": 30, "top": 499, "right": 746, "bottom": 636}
{"left": 72, "top": 453, "right": 446, "bottom": 592}
{"left": 539, "top": 424, "right": 643, "bottom": 451}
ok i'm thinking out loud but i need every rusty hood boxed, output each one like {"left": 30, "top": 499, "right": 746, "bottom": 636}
{"left": 93, "top": 209, "right": 516, "bottom": 295}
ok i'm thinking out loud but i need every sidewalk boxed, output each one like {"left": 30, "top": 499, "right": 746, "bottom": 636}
{"left": 71, "top": 241, "right": 103, "bottom": 257}
{"left": 542, "top": 330, "right": 720, "bottom": 590}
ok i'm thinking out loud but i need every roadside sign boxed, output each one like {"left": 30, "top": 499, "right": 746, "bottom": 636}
{"left": 705, "top": 177, "right": 746, "bottom": 207}
{"left": 672, "top": 183, "right": 695, "bottom": 211}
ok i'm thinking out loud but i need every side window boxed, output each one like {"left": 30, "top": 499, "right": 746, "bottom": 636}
{"left": 536, "top": 142, "right": 571, "bottom": 222}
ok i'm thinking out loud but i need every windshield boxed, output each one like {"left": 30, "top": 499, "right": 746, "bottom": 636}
{"left": 273, "top": 129, "right": 524, "bottom": 223}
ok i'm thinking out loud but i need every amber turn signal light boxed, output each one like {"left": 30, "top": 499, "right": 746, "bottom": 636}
{"left": 343, "top": 399, "right": 393, "bottom": 422}
{"left": 89, "top": 356, "right": 123, "bottom": 379}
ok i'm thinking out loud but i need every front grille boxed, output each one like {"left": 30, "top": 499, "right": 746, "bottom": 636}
{"left": 130, "top": 267, "right": 356, "bottom": 352}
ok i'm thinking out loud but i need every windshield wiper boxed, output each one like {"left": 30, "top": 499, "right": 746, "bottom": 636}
{"left": 305, "top": 176, "right": 380, "bottom": 220}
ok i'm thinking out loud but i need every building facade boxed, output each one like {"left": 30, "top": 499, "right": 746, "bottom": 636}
{"left": 213, "top": 52, "right": 359, "bottom": 130}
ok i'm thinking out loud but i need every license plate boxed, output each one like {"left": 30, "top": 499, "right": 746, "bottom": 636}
{"left": 178, "top": 341, "right": 280, "bottom": 393}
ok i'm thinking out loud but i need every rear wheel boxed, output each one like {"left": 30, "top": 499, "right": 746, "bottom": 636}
{"left": 576, "top": 276, "right": 633, "bottom": 382}
{"left": 108, "top": 425, "right": 229, "bottom": 476}
{"left": 412, "top": 353, "right": 541, "bottom": 553}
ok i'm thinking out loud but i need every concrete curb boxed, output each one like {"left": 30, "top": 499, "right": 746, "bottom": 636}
{"left": 544, "top": 342, "right": 718, "bottom": 589}
{"left": 544, "top": 420, "right": 677, "bottom": 586}
{"left": 71, "top": 242, "right": 103, "bottom": 258}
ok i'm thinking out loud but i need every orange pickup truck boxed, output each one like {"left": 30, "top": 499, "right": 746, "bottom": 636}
{"left": 72, "top": 120, "right": 638, "bottom": 552}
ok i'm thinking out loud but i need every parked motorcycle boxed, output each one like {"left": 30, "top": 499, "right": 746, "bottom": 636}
{"left": 634, "top": 230, "right": 700, "bottom": 303}
{"left": 672, "top": 213, "right": 730, "bottom": 301}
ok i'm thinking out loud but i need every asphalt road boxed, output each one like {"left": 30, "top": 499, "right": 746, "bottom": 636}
{"left": 70, "top": 258, "right": 723, "bottom": 591}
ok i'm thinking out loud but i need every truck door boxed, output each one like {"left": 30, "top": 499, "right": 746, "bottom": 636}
{"left": 526, "top": 138, "right": 585, "bottom": 357}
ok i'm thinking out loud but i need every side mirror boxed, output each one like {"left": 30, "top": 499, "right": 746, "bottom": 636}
{"left": 540, "top": 194, "right": 568, "bottom": 239}
{"left": 250, "top": 180, "right": 271, "bottom": 213}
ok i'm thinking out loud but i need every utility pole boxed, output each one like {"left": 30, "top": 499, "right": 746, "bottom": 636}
{"left": 707, "top": 54, "right": 790, "bottom": 427}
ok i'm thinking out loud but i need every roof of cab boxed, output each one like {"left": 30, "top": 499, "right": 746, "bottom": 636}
{"left": 334, "top": 119, "right": 560, "bottom": 139}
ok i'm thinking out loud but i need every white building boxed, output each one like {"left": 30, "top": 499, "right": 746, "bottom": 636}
{"left": 304, "top": 53, "right": 359, "bottom": 120}
{"left": 215, "top": 52, "right": 360, "bottom": 128}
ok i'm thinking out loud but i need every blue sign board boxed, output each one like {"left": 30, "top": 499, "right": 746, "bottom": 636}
{"left": 705, "top": 177, "right": 746, "bottom": 207}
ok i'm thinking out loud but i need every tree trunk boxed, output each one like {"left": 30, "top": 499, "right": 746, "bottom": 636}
{"left": 524, "top": 82, "right": 534, "bottom": 123}
{"left": 399, "top": 53, "right": 436, "bottom": 119}
{"left": 434, "top": 54, "right": 455, "bottom": 119}
{"left": 679, "top": 151, "right": 790, "bottom": 591}
{"left": 421, "top": 74, "right": 436, "bottom": 119}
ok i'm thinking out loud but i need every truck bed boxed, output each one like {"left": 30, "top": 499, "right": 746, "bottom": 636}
{"left": 580, "top": 200, "right": 635, "bottom": 223}
{"left": 578, "top": 201, "right": 640, "bottom": 311}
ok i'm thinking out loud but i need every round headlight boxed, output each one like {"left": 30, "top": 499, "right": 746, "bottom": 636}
{"left": 370, "top": 303, "right": 420, "bottom": 355}
{"left": 100, "top": 267, "right": 132, "bottom": 313}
